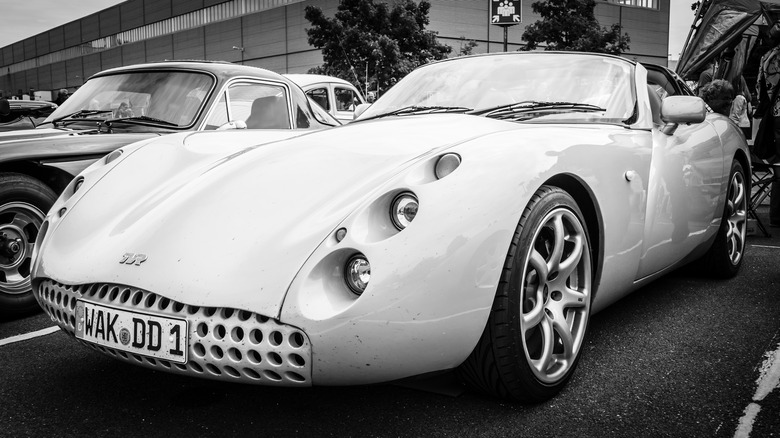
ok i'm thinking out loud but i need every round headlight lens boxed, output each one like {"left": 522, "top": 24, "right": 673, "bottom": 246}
{"left": 73, "top": 177, "right": 84, "bottom": 194}
{"left": 435, "top": 153, "right": 461, "bottom": 179}
{"left": 391, "top": 192, "right": 419, "bottom": 230}
{"left": 105, "top": 149, "right": 123, "bottom": 164}
{"left": 345, "top": 254, "right": 370, "bottom": 295}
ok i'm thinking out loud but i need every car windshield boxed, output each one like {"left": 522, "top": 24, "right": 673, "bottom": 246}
{"left": 45, "top": 70, "right": 214, "bottom": 128}
{"left": 359, "top": 53, "right": 636, "bottom": 125}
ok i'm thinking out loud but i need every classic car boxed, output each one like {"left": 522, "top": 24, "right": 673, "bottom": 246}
{"left": 0, "top": 60, "right": 338, "bottom": 318}
{"left": 0, "top": 99, "right": 58, "bottom": 131}
{"left": 285, "top": 74, "right": 366, "bottom": 123}
{"left": 31, "top": 52, "right": 748, "bottom": 402}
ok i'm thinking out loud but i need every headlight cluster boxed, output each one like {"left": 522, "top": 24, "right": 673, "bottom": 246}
{"left": 105, "top": 148, "right": 123, "bottom": 164}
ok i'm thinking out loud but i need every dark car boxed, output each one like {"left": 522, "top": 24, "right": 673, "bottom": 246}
{"left": 0, "top": 60, "right": 338, "bottom": 318}
{"left": 0, "top": 99, "right": 58, "bottom": 131}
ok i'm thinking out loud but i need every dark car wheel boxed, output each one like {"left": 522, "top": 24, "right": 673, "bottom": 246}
{"left": 699, "top": 160, "right": 747, "bottom": 278}
{"left": 0, "top": 173, "right": 56, "bottom": 318}
{"left": 459, "top": 185, "right": 593, "bottom": 402}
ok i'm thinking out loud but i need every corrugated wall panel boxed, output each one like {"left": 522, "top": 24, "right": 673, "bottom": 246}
{"left": 25, "top": 69, "right": 36, "bottom": 92}
{"left": 99, "top": 7, "right": 121, "bottom": 38}
{"left": 65, "top": 58, "right": 84, "bottom": 86}
{"left": 12, "top": 42, "right": 24, "bottom": 64}
{"left": 243, "top": 7, "right": 287, "bottom": 60}
{"left": 101, "top": 47, "right": 123, "bottom": 70}
{"left": 173, "top": 27, "right": 205, "bottom": 60}
{"left": 121, "top": 0, "right": 145, "bottom": 31}
{"left": 23, "top": 38, "right": 36, "bottom": 61}
{"left": 286, "top": 50, "right": 322, "bottom": 74}
{"left": 145, "top": 35, "right": 174, "bottom": 62}
{"left": 121, "top": 42, "right": 146, "bottom": 65}
{"left": 82, "top": 53, "right": 102, "bottom": 79}
{"left": 244, "top": 55, "right": 287, "bottom": 73}
{"left": 173, "top": 0, "right": 204, "bottom": 16}
{"left": 204, "top": 18, "right": 242, "bottom": 63}
{"left": 49, "top": 27, "right": 65, "bottom": 51}
{"left": 63, "top": 21, "right": 81, "bottom": 48}
{"left": 285, "top": 2, "right": 315, "bottom": 54}
{"left": 144, "top": 0, "right": 172, "bottom": 25}
{"left": 36, "top": 34, "right": 50, "bottom": 56}
{"left": 81, "top": 14, "right": 101, "bottom": 43}
{"left": 37, "top": 64, "right": 52, "bottom": 90}
{"left": 12, "top": 71, "right": 27, "bottom": 95}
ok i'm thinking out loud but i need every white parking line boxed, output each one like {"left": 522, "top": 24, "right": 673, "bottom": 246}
{"left": 750, "top": 244, "right": 780, "bottom": 249}
{"left": 734, "top": 342, "right": 780, "bottom": 438}
{"left": 0, "top": 326, "right": 60, "bottom": 347}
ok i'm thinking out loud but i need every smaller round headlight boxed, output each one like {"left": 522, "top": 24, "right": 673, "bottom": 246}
{"left": 435, "top": 153, "right": 461, "bottom": 179}
{"left": 391, "top": 192, "right": 419, "bottom": 230}
{"left": 345, "top": 254, "right": 371, "bottom": 295}
{"left": 105, "top": 149, "right": 123, "bottom": 164}
{"left": 73, "top": 177, "right": 84, "bottom": 194}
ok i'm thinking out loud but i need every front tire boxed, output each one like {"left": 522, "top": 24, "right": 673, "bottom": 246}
{"left": 0, "top": 173, "right": 56, "bottom": 318}
{"left": 459, "top": 186, "right": 593, "bottom": 402}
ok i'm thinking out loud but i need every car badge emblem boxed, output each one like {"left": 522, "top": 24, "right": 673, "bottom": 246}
{"left": 120, "top": 252, "right": 147, "bottom": 266}
{"left": 119, "top": 328, "right": 131, "bottom": 346}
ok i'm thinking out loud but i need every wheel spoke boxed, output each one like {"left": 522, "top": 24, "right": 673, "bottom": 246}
{"left": 558, "top": 235, "right": 583, "bottom": 280}
{"left": 531, "top": 317, "right": 555, "bottom": 374}
{"left": 529, "top": 248, "right": 549, "bottom": 281}
{"left": 548, "top": 213, "right": 565, "bottom": 273}
{"left": 561, "top": 286, "right": 587, "bottom": 308}
{"left": 552, "top": 315, "right": 575, "bottom": 361}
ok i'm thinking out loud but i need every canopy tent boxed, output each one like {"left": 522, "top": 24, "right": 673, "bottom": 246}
{"left": 677, "top": 0, "right": 780, "bottom": 82}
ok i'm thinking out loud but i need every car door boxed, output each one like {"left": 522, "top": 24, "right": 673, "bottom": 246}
{"left": 636, "top": 78, "right": 726, "bottom": 279}
{"left": 204, "top": 80, "right": 292, "bottom": 130}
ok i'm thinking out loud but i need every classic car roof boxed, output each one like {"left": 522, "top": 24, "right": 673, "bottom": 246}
{"left": 7, "top": 100, "right": 58, "bottom": 111}
{"left": 91, "top": 60, "right": 285, "bottom": 82}
{"left": 425, "top": 51, "right": 638, "bottom": 68}
{"left": 283, "top": 74, "right": 356, "bottom": 88}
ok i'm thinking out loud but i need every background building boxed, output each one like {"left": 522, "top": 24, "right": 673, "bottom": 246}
{"left": 0, "top": 0, "right": 669, "bottom": 99}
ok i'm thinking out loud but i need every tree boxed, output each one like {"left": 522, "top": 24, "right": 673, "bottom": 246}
{"left": 521, "top": 0, "right": 630, "bottom": 55}
{"left": 304, "top": 0, "right": 451, "bottom": 95}
{"left": 457, "top": 36, "right": 479, "bottom": 56}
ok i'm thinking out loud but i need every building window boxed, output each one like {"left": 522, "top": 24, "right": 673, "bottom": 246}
{"left": 604, "top": 0, "right": 659, "bottom": 9}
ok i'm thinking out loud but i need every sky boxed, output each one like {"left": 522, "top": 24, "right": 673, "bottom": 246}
{"left": 0, "top": 0, "right": 695, "bottom": 61}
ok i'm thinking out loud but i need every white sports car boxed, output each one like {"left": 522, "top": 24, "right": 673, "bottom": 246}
{"left": 31, "top": 52, "right": 749, "bottom": 402}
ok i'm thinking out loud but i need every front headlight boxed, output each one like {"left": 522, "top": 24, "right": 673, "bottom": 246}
{"left": 345, "top": 254, "right": 371, "bottom": 295}
{"left": 73, "top": 176, "right": 85, "bottom": 194}
{"left": 105, "top": 148, "right": 123, "bottom": 164}
{"left": 390, "top": 192, "right": 418, "bottom": 230}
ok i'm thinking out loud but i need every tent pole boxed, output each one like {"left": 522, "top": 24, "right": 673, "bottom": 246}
{"left": 681, "top": 1, "right": 707, "bottom": 63}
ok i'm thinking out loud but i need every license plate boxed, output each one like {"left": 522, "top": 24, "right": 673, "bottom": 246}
{"left": 75, "top": 300, "right": 188, "bottom": 364}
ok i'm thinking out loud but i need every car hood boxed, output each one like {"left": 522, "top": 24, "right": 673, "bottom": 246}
{"left": 0, "top": 127, "right": 162, "bottom": 164}
{"left": 37, "top": 116, "right": 516, "bottom": 317}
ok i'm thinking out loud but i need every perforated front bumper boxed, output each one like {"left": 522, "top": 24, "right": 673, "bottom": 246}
{"left": 35, "top": 279, "right": 312, "bottom": 386}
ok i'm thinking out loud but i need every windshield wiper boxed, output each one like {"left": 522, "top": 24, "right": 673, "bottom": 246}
{"left": 470, "top": 101, "right": 606, "bottom": 119}
{"left": 104, "top": 115, "right": 179, "bottom": 128}
{"left": 360, "top": 105, "right": 473, "bottom": 121}
{"left": 50, "top": 109, "right": 113, "bottom": 127}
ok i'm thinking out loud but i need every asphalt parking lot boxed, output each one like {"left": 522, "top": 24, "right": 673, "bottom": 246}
{"left": 1, "top": 206, "right": 779, "bottom": 438}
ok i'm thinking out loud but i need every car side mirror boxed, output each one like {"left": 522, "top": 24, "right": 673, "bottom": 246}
{"left": 216, "top": 120, "right": 247, "bottom": 130}
{"left": 0, "top": 98, "right": 9, "bottom": 117}
{"left": 354, "top": 103, "right": 371, "bottom": 119}
{"left": 660, "top": 96, "right": 706, "bottom": 135}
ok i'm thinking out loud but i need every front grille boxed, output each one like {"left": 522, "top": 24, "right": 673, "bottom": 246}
{"left": 36, "top": 279, "right": 312, "bottom": 386}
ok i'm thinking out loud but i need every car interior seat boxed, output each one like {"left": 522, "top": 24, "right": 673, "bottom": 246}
{"left": 245, "top": 95, "right": 290, "bottom": 129}
{"left": 646, "top": 84, "right": 664, "bottom": 126}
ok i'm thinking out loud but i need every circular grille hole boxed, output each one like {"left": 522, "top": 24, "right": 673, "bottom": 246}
{"left": 231, "top": 327, "right": 244, "bottom": 342}
{"left": 159, "top": 298, "right": 170, "bottom": 311}
{"left": 256, "top": 315, "right": 269, "bottom": 323}
{"left": 160, "top": 360, "right": 171, "bottom": 369}
{"left": 247, "top": 350, "right": 262, "bottom": 364}
{"left": 145, "top": 357, "right": 156, "bottom": 365}
{"left": 228, "top": 348, "right": 242, "bottom": 362}
{"left": 243, "top": 368, "right": 261, "bottom": 379}
{"left": 194, "top": 343, "right": 206, "bottom": 357}
{"left": 249, "top": 329, "right": 263, "bottom": 345}
{"left": 221, "top": 308, "right": 234, "bottom": 319}
{"left": 144, "top": 294, "right": 157, "bottom": 308}
{"left": 263, "top": 370, "right": 282, "bottom": 381}
{"left": 69, "top": 298, "right": 76, "bottom": 311}
{"left": 289, "top": 332, "right": 304, "bottom": 348}
{"left": 55, "top": 292, "right": 62, "bottom": 305}
{"left": 62, "top": 294, "right": 69, "bottom": 308}
{"left": 120, "top": 289, "right": 131, "bottom": 303}
{"left": 268, "top": 352, "right": 282, "bottom": 366}
{"left": 173, "top": 302, "right": 185, "bottom": 313}
{"left": 204, "top": 307, "right": 216, "bottom": 317}
{"left": 269, "top": 331, "right": 283, "bottom": 347}
{"left": 69, "top": 315, "right": 75, "bottom": 328}
{"left": 131, "top": 292, "right": 143, "bottom": 305}
{"left": 98, "top": 285, "right": 108, "bottom": 298}
{"left": 118, "top": 351, "right": 128, "bottom": 359}
{"left": 224, "top": 366, "right": 240, "bottom": 378}
{"left": 238, "top": 310, "right": 252, "bottom": 321}
{"left": 288, "top": 353, "right": 306, "bottom": 367}
{"left": 206, "top": 364, "right": 221, "bottom": 375}
{"left": 285, "top": 372, "right": 306, "bottom": 383}
{"left": 190, "top": 362, "right": 203, "bottom": 373}
{"left": 132, "top": 354, "right": 143, "bottom": 362}
{"left": 175, "top": 364, "right": 187, "bottom": 371}
{"left": 187, "top": 305, "right": 200, "bottom": 315}
{"left": 214, "top": 325, "right": 226, "bottom": 340}
{"left": 210, "top": 346, "right": 224, "bottom": 359}
{"left": 109, "top": 287, "right": 119, "bottom": 301}
{"left": 196, "top": 323, "right": 209, "bottom": 337}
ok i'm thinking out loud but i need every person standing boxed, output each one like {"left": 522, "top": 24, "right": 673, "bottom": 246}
{"left": 756, "top": 24, "right": 780, "bottom": 227}
{"left": 54, "top": 89, "right": 69, "bottom": 105}
{"left": 730, "top": 76, "right": 752, "bottom": 139}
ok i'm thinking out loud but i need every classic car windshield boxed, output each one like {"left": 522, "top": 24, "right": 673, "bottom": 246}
{"left": 46, "top": 71, "right": 214, "bottom": 128}
{"left": 361, "top": 54, "right": 636, "bottom": 124}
